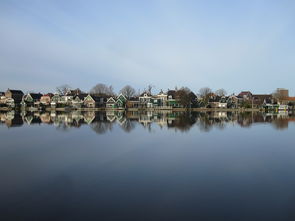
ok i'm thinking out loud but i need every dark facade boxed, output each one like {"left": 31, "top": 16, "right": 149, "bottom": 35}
{"left": 5, "top": 89, "right": 24, "bottom": 103}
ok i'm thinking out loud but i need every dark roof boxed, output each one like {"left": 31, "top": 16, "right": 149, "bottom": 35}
{"left": 7, "top": 89, "right": 24, "bottom": 95}
{"left": 0, "top": 92, "right": 4, "bottom": 95}
{"left": 189, "top": 91, "right": 197, "bottom": 99}
{"left": 238, "top": 91, "right": 252, "bottom": 98}
{"left": 90, "top": 94, "right": 105, "bottom": 102}
{"left": 140, "top": 92, "right": 152, "bottom": 97}
{"left": 42, "top": 93, "right": 54, "bottom": 97}
{"left": 283, "top": 97, "right": 295, "bottom": 101}
{"left": 74, "top": 93, "right": 88, "bottom": 100}
{"left": 128, "top": 97, "right": 139, "bottom": 101}
{"left": 167, "top": 90, "right": 176, "bottom": 98}
{"left": 29, "top": 93, "right": 43, "bottom": 100}
{"left": 90, "top": 93, "right": 110, "bottom": 98}
{"left": 252, "top": 94, "right": 273, "bottom": 104}
{"left": 252, "top": 94, "right": 272, "bottom": 99}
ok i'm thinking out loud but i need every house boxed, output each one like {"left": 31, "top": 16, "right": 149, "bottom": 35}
{"left": 50, "top": 94, "right": 61, "bottom": 107}
{"left": 167, "top": 90, "right": 181, "bottom": 107}
{"left": 252, "top": 94, "right": 273, "bottom": 108}
{"left": 40, "top": 93, "right": 54, "bottom": 106}
{"left": 151, "top": 97, "right": 162, "bottom": 107}
{"left": 126, "top": 97, "right": 140, "bottom": 109}
{"left": 116, "top": 93, "right": 127, "bottom": 108}
{"left": 237, "top": 91, "right": 253, "bottom": 100}
{"left": 237, "top": 91, "right": 253, "bottom": 107}
{"left": 227, "top": 95, "right": 239, "bottom": 108}
{"left": 72, "top": 94, "right": 88, "bottom": 108}
{"left": 59, "top": 94, "right": 73, "bottom": 105}
{"left": 219, "top": 97, "right": 228, "bottom": 108}
{"left": 5, "top": 89, "right": 24, "bottom": 105}
{"left": 208, "top": 96, "right": 228, "bottom": 108}
{"left": 156, "top": 90, "right": 168, "bottom": 107}
{"left": 139, "top": 93, "right": 153, "bottom": 108}
{"left": 106, "top": 97, "right": 116, "bottom": 108}
{"left": 105, "top": 93, "right": 127, "bottom": 109}
{"left": 280, "top": 97, "right": 295, "bottom": 106}
{"left": 84, "top": 94, "right": 105, "bottom": 108}
{"left": 21, "top": 93, "right": 43, "bottom": 107}
{"left": 0, "top": 92, "right": 6, "bottom": 106}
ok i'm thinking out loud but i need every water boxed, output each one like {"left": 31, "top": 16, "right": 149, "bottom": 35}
{"left": 0, "top": 111, "right": 295, "bottom": 221}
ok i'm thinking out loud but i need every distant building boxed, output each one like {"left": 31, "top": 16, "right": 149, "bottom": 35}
{"left": 139, "top": 93, "right": 153, "bottom": 108}
{"left": 208, "top": 96, "right": 228, "bottom": 108}
{"left": 5, "top": 89, "right": 24, "bottom": 104}
{"left": 126, "top": 97, "right": 140, "bottom": 108}
{"left": 276, "top": 88, "right": 289, "bottom": 98}
{"left": 84, "top": 94, "right": 105, "bottom": 108}
{"left": 72, "top": 94, "right": 87, "bottom": 108}
{"left": 22, "top": 93, "right": 43, "bottom": 107}
{"left": 252, "top": 94, "right": 273, "bottom": 108}
{"left": 237, "top": 91, "right": 253, "bottom": 100}
{"left": 40, "top": 93, "right": 54, "bottom": 106}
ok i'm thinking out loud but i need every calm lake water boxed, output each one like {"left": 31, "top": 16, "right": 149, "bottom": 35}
{"left": 1, "top": 111, "right": 295, "bottom": 221}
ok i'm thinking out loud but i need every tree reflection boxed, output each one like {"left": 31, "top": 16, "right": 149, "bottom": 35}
{"left": 90, "top": 121, "right": 113, "bottom": 134}
{"left": 1, "top": 111, "right": 295, "bottom": 133}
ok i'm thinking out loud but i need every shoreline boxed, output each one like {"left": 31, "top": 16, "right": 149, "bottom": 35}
{"left": 0, "top": 107, "right": 267, "bottom": 112}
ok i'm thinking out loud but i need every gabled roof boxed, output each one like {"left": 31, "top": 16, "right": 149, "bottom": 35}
{"left": 117, "top": 93, "right": 127, "bottom": 101}
{"left": 86, "top": 94, "right": 104, "bottom": 102}
{"left": 42, "top": 93, "right": 54, "bottom": 97}
{"left": 157, "top": 90, "right": 167, "bottom": 95}
{"left": 29, "top": 93, "right": 43, "bottom": 100}
{"left": 6, "top": 89, "right": 24, "bottom": 95}
{"left": 238, "top": 91, "right": 252, "bottom": 98}
{"left": 252, "top": 94, "right": 272, "bottom": 99}
{"left": 140, "top": 92, "right": 152, "bottom": 97}
{"left": 106, "top": 97, "right": 116, "bottom": 103}
{"left": 74, "top": 93, "right": 88, "bottom": 100}
{"left": 128, "top": 97, "right": 139, "bottom": 101}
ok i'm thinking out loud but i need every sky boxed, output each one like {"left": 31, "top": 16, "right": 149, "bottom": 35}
{"left": 0, "top": 0, "right": 295, "bottom": 95}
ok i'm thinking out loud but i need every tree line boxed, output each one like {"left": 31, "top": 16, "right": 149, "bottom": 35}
{"left": 56, "top": 83, "right": 227, "bottom": 99}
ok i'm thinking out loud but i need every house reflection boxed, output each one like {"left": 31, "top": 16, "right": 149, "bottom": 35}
{"left": 1, "top": 111, "right": 295, "bottom": 133}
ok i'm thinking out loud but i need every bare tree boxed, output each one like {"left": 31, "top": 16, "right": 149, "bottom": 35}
{"left": 146, "top": 84, "right": 154, "bottom": 95}
{"left": 120, "top": 85, "right": 136, "bottom": 98}
{"left": 90, "top": 83, "right": 114, "bottom": 96}
{"left": 198, "top": 87, "right": 212, "bottom": 105}
{"left": 199, "top": 87, "right": 212, "bottom": 98}
{"left": 215, "top": 88, "right": 227, "bottom": 97}
{"left": 56, "top": 84, "right": 71, "bottom": 95}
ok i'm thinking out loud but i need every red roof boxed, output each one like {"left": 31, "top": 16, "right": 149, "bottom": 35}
{"left": 283, "top": 97, "right": 295, "bottom": 101}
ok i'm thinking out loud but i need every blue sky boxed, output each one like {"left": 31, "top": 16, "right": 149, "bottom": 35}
{"left": 0, "top": 0, "right": 295, "bottom": 95}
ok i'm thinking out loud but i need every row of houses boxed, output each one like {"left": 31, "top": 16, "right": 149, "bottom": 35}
{"left": 1, "top": 88, "right": 295, "bottom": 110}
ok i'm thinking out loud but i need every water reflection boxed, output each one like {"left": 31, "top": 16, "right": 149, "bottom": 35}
{"left": 0, "top": 110, "right": 294, "bottom": 132}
